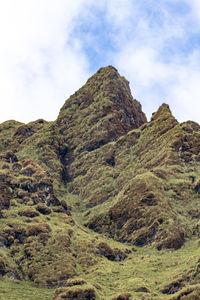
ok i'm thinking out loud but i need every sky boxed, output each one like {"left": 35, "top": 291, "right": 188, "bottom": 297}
{"left": 1, "top": 0, "right": 200, "bottom": 124}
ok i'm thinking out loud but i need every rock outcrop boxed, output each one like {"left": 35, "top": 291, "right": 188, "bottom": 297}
{"left": 1, "top": 66, "right": 200, "bottom": 299}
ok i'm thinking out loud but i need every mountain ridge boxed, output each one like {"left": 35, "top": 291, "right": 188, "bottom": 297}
{"left": 0, "top": 66, "right": 200, "bottom": 299}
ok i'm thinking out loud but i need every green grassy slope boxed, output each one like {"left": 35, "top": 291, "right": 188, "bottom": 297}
{"left": 0, "top": 66, "right": 200, "bottom": 299}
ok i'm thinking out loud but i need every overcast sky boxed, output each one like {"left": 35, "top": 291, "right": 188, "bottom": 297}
{"left": 1, "top": 0, "right": 200, "bottom": 124}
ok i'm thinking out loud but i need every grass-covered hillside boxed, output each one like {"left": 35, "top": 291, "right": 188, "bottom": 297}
{"left": 0, "top": 66, "right": 200, "bottom": 299}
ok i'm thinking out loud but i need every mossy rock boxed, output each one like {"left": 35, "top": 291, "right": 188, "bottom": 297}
{"left": 36, "top": 203, "right": 51, "bottom": 215}
{"left": 170, "top": 285, "right": 200, "bottom": 299}
{"left": 18, "top": 207, "right": 39, "bottom": 218}
{"left": 97, "top": 242, "right": 129, "bottom": 261}
{"left": 65, "top": 278, "right": 87, "bottom": 287}
{"left": 111, "top": 292, "right": 131, "bottom": 300}
{"left": 53, "top": 284, "right": 97, "bottom": 300}
{"left": 1, "top": 66, "right": 200, "bottom": 298}
{"left": 86, "top": 172, "right": 185, "bottom": 249}
{"left": 26, "top": 223, "right": 51, "bottom": 236}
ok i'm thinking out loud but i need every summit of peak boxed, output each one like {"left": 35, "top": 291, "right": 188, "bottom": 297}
{"left": 57, "top": 66, "right": 147, "bottom": 152}
{"left": 97, "top": 65, "right": 118, "bottom": 73}
{"left": 85, "top": 65, "right": 121, "bottom": 86}
{"left": 151, "top": 103, "right": 176, "bottom": 122}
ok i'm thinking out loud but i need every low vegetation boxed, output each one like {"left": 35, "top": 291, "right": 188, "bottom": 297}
{"left": 0, "top": 66, "right": 200, "bottom": 299}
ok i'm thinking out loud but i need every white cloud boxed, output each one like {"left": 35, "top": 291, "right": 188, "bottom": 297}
{"left": 169, "top": 51, "right": 200, "bottom": 122}
{"left": 0, "top": 0, "right": 90, "bottom": 123}
{"left": 1, "top": 0, "right": 200, "bottom": 125}
{"left": 109, "top": 0, "right": 200, "bottom": 123}
{"left": 187, "top": 0, "right": 200, "bottom": 20}
{"left": 117, "top": 47, "right": 200, "bottom": 122}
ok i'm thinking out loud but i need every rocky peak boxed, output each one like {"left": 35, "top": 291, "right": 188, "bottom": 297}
{"left": 1, "top": 66, "right": 200, "bottom": 299}
{"left": 149, "top": 103, "right": 179, "bottom": 137}
{"left": 86, "top": 65, "right": 120, "bottom": 83}
{"left": 151, "top": 103, "right": 175, "bottom": 122}
{"left": 57, "top": 66, "right": 147, "bottom": 153}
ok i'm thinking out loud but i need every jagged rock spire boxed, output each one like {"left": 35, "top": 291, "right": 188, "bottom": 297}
{"left": 57, "top": 66, "right": 147, "bottom": 152}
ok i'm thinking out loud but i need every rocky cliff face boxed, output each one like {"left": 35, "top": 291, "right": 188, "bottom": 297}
{"left": 56, "top": 66, "right": 147, "bottom": 184}
{"left": 1, "top": 66, "right": 200, "bottom": 299}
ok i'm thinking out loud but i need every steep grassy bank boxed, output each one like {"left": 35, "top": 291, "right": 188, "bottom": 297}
{"left": 0, "top": 66, "right": 200, "bottom": 299}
